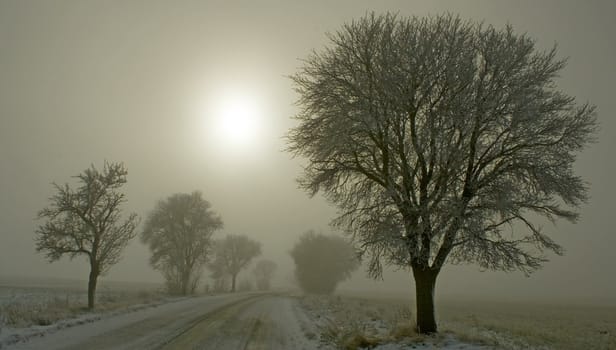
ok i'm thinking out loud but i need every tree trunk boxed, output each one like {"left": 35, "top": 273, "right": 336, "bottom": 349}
{"left": 181, "top": 271, "right": 189, "bottom": 296}
{"left": 231, "top": 273, "right": 237, "bottom": 292}
{"left": 412, "top": 266, "right": 439, "bottom": 334}
{"left": 87, "top": 266, "right": 99, "bottom": 310}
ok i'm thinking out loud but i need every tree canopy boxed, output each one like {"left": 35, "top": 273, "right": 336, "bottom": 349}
{"left": 287, "top": 13, "right": 597, "bottom": 332}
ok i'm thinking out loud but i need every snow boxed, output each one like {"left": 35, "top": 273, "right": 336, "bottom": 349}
{"left": 2, "top": 293, "right": 254, "bottom": 350}
{"left": 296, "top": 294, "right": 494, "bottom": 350}
{"left": 372, "top": 337, "right": 489, "bottom": 349}
{"left": 2, "top": 293, "right": 325, "bottom": 350}
{"left": 2, "top": 291, "right": 556, "bottom": 349}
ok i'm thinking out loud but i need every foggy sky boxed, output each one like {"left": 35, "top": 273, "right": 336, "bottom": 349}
{"left": 1, "top": 0, "right": 614, "bottom": 303}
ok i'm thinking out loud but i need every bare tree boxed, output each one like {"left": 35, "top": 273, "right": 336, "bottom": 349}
{"left": 141, "top": 192, "right": 223, "bottom": 295}
{"left": 287, "top": 13, "right": 597, "bottom": 333}
{"left": 36, "top": 162, "right": 139, "bottom": 309}
{"left": 208, "top": 234, "right": 261, "bottom": 292}
{"left": 253, "top": 259, "right": 277, "bottom": 291}
{"left": 290, "top": 231, "right": 359, "bottom": 294}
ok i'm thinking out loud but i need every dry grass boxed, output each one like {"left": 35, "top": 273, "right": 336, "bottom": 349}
{"left": 0, "top": 287, "right": 165, "bottom": 329}
{"left": 300, "top": 295, "right": 450, "bottom": 349}
{"left": 0, "top": 296, "right": 78, "bottom": 327}
{"left": 438, "top": 298, "right": 616, "bottom": 350}
{"left": 319, "top": 318, "right": 381, "bottom": 350}
{"left": 299, "top": 294, "right": 616, "bottom": 350}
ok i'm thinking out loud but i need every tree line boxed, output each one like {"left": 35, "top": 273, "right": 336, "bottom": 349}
{"left": 35, "top": 162, "right": 273, "bottom": 308}
{"left": 34, "top": 161, "right": 363, "bottom": 309}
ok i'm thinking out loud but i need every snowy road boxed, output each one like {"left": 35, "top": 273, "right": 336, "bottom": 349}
{"left": 9, "top": 293, "right": 320, "bottom": 350}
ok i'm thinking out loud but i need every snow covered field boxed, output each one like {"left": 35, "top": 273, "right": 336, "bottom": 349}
{"left": 298, "top": 294, "right": 616, "bottom": 350}
{"left": 0, "top": 277, "right": 167, "bottom": 348}
{"left": 299, "top": 294, "right": 492, "bottom": 350}
{"left": 1, "top": 280, "right": 614, "bottom": 350}
{"left": 0, "top": 282, "right": 163, "bottom": 328}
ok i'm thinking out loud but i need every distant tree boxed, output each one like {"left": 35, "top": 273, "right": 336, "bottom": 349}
{"left": 141, "top": 192, "right": 223, "bottom": 295}
{"left": 253, "top": 259, "right": 277, "bottom": 291}
{"left": 35, "top": 162, "right": 139, "bottom": 309}
{"left": 290, "top": 231, "right": 360, "bottom": 294}
{"left": 237, "top": 279, "right": 254, "bottom": 292}
{"left": 287, "top": 13, "right": 597, "bottom": 333}
{"left": 208, "top": 234, "right": 261, "bottom": 292}
{"left": 208, "top": 254, "right": 230, "bottom": 292}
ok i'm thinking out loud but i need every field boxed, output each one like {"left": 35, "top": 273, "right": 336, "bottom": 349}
{"left": 439, "top": 298, "right": 615, "bottom": 350}
{"left": 0, "top": 276, "right": 164, "bottom": 329}
{"left": 300, "top": 293, "right": 616, "bottom": 350}
{"left": 1, "top": 277, "right": 614, "bottom": 349}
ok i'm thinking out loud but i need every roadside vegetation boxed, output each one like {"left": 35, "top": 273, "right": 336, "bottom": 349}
{"left": 298, "top": 294, "right": 615, "bottom": 350}
{"left": 290, "top": 231, "right": 359, "bottom": 295}
{"left": 0, "top": 284, "right": 164, "bottom": 329}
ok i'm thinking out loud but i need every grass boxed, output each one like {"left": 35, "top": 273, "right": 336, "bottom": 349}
{"left": 438, "top": 298, "right": 616, "bottom": 350}
{"left": 300, "top": 295, "right": 449, "bottom": 349}
{"left": 0, "top": 286, "right": 165, "bottom": 329}
{"left": 319, "top": 318, "right": 381, "bottom": 350}
{"left": 0, "top": 296, "right": 77, "bottom": 327}
{"left": 299, "top": 293, "right": 616, "bottom": 350}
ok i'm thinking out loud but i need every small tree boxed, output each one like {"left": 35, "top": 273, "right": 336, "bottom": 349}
{"left": 208, "top": 234, "right": 261, "bottom": 292}
{"left": 287, "top": 13, "right": 597, "bottom": 333}
{"left": 36, "top": 162, "right": 139, "bottom": 309}
{"left": 141, "top": 192, "right": 223, "bottom": 295}
{"left": 290, "top": 231, "right": 360, "bottom": 294}
{"left": 253, "top": 259, "right": 277, "bottom": 291}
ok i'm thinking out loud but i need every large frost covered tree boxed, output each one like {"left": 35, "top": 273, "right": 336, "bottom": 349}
{"left": 287, "top": 13, "right": 597, "bottom": 333}
{"left": 36, "top": 162, "right": 139, "bottom": 309}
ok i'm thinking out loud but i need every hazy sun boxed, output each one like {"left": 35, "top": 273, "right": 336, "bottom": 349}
{"left": 194, "top": 87, "right": 265, "bottom": 156}
{"left": 215, "top": 94, "right": 260, "bottom": 148}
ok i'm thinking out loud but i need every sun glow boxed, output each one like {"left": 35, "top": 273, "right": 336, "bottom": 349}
{"left": 197, "top": 87, "right": 265, "bottom": 155}
{"left": 215, "top": 94, "right": 260, "bottom": 148}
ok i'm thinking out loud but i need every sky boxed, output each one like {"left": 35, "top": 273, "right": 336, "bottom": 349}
{"left": 0, "top": 0, "right": 614, "bottom": 304}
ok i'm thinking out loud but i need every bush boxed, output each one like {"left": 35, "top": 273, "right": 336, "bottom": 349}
{"left": 290, "top": 231, "right": 360, "bottom": 294}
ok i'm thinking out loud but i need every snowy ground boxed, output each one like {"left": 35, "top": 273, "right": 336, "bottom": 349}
{"left": 297, "top": 294, "right": 616, "bottom": 350}
{"left": 1, "top": 293, "right": 320, "bottom": 350}
{"left": 3, "top": 293, "right": 250, "bottom": 349}
{"left": 2, "top": 289, "right": 614, "bottom": 349}
{"left": 2, "top": 291, "right": 486, "bottom": 350}
{"left": 298, "top": 294, "right": 494, "bottom": 350}
{"left": 158, "top": 295, "right": 321, "bottom": 349}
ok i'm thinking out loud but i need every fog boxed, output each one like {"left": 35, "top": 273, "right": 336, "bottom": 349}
{"left": 1, "top": 0, "right": 614, "bottom": 304}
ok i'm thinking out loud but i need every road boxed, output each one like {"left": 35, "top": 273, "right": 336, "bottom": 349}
{"left": 9, "top": 293, "right": 321, "bottom": 350}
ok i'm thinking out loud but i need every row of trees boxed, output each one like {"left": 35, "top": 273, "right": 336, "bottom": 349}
{"left": 33, "top": 160, "right": 359, "bottom": 307}
{"left": 35, "top": 162, "right": 272, "bottom": 308}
